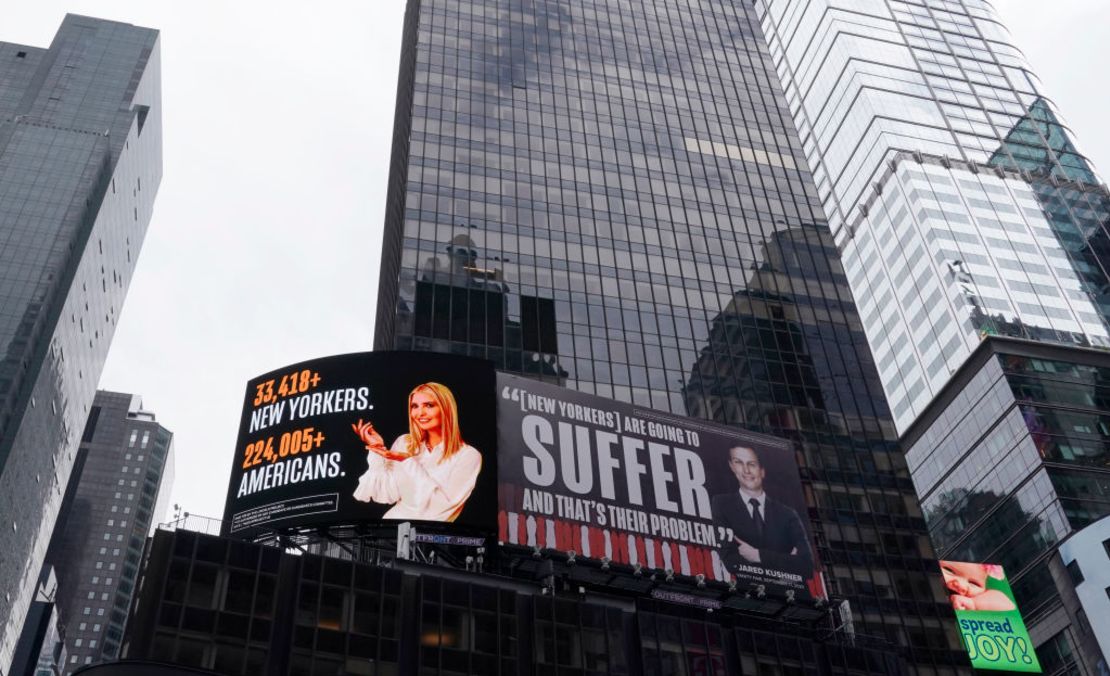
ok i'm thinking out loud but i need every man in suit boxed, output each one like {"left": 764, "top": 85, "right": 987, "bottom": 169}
{"left": 712, "top": 445, "right": 813, "bottom": 579}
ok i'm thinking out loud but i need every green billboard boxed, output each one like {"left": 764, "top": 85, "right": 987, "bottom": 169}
{"left": 940, "top": 561, "right": 1042, "bottom": 672}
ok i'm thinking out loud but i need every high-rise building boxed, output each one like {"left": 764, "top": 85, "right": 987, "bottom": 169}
{"left": 0, "top": 15, "right": 162, "bottom": 670}
{"left": 374, "top": 0, "right": 965, "bottom": 670}
{"left": 46, "top": 391, "right": 174, "bottom": 674}
{"left": 758, "top": 0, "right": 1110, "bottom": 669}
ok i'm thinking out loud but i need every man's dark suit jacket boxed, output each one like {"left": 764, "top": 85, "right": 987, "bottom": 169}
{"left": 711, "top": 491, "right": 814, "bottom": 578}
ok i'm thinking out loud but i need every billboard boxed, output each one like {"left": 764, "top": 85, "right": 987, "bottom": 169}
{"left": 497, "top": 374, "right": 821, "bottom": 599}
{"left": 222, "top": 352, "right": 497, "bottom": 537}
{"left": 939, "top": 561, "right": 1042, "bottom": 673}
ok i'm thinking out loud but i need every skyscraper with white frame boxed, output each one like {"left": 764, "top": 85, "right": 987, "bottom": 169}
{"left": 759, "top": 0, "right": 1110, "bottom": 669}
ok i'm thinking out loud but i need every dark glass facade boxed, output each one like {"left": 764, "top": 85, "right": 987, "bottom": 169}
{"left": 125, "top": 528, "right": 907, "bottom": 676}
{"left": 906, "top": 337, "right": 1110, "bottom": 672}
{"left": 373, "top": 0, "right": 964, "bottom": 670}
{"left": 0, "top": 16, "right": 162, "bottom": 668}
{"left": 10, "top": 567, "right": 65, "bottom": 676}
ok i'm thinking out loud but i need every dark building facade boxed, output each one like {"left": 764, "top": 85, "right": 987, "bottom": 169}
{"left": 46, "top": 391, "right": 174, "bottom": 673}
{"left": 0, "top": 16, "right": 162, "bottom": 668}
{"left": 373, "top": 0, "right": 964, "bottom": 671}
{"left": 73, "top": 662, "right": 220, "bottom": 676}
{"left": 124, "top": 527, "right": 906, "bottom": 676}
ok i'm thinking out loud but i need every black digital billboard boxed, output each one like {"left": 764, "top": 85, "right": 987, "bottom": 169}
{"left": 222, "top": 352, "right": 497, "bottom": 538}
{"left": 497, "top": 374, "right": 823, "bottom": 599}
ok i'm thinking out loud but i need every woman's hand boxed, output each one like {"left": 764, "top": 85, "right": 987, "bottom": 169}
{"left": 351, "top": 420, "right": 411, "bottom": 461}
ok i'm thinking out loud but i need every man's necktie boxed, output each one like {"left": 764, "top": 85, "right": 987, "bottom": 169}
{"left": 750, "top": 498, "right": 764, "bottom": 539}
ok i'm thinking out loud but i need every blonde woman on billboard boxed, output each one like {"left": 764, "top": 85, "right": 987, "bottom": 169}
{"left": 351, "top": 382, "right": 481, "bottom": 522}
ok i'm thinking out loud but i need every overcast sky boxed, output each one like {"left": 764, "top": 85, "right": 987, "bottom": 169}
{"left": 4, "top": 2, "right": 1109, "bottom": 521}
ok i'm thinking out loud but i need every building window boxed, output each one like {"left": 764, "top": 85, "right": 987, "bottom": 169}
{"left": 1037, "top": 632, "right": 1077, "bottom": 674}
{"left": 521, "top": 295, "right": 558, "bottom": 353}
{"left": 128, "top": 431, "right": 138, "bottom": 447}
{"left": 141, "top": 431, "right": 150, "bottom": 448}
{"left": 1066, "top": 560, "right": 1084, "bottom": 586}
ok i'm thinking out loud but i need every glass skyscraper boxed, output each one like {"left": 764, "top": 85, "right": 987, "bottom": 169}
{"left": 0, "top": 16, "right": 162, "bottom": 670}
{"left": 759, "top": 0, "right": 1110, "bottom": 669}
{"left": 375, "top": 0, "right": 966, "bottom": 671}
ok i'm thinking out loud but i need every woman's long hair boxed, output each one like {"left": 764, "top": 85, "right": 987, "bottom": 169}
{"left": 405, "top": 382, "right": 464, "bottom": 463}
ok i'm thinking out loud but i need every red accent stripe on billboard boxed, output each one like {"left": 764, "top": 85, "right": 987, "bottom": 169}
{"left": 588, "top": 526, "right": 605, "bottom": 559}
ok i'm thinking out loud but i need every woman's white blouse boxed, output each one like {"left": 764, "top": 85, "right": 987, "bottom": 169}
{"left": 353, "top": 435, "right": 481, "bottom": 522}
